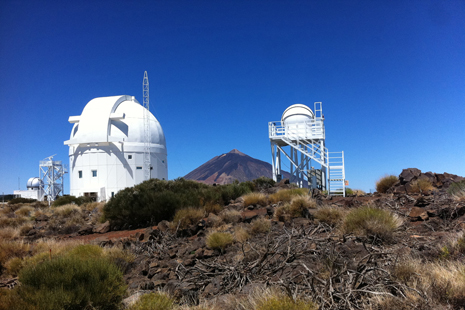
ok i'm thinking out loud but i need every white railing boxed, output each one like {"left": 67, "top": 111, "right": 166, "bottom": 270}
{"left": 269, "top": 120, "right": 325, "bottom": 140}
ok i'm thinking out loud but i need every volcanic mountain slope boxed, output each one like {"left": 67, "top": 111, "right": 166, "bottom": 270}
{"left": 184, "top": 149, "right": 290, "bottom": 185}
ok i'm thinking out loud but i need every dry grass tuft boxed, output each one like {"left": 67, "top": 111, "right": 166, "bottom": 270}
{"left": 314, "top": 206, "right": 345, "bottom": 227}
{"left": 242, "top": 192, "right": 268, "bottom": 207}
{"left": 127, "top": 291, "right": 174, "bottom": 310}
{"left": 206, "top": 232, "right": 234, "bottom": 251}
{"left": 0, "top": 227, "right": 20, "bottom": 240}
{"left": 53, "top": 204, "right": 82, "bottom": 217}
{"left": 375, "top": 175, "right": 398, "bottom": 193}
{"left": 14, "top": 206, "right": 34, "bottom": 217}
{"left": 234, "top": 225, "right": 250, "bottom": 243}
{"left": 343, "top": 206, "right": 402, "bottom": 241}
{"left": 0, "top": 240, "right": 30, "bottom": 267}
{"left": 171, "top": 207, "right": 205, "bottom": 230}
{"left": 269, "top": 188, "right": 307, "bottom": 204}
{"left": 220, "top": 209, "right": 242, "bottom": 224}
{"left": 352, "top": 189, "right": 366, "bottom": 196}
{"left": 250, "top": 217, "right": 271, "bottom": 235}
{"left": 409, "top": 179, "right": 434, "bottom": 193}
{"left": 203, "top": 202, "right": 223, "bottom": 215}
{"left": 274, "top": 195, "right": 315, "bottom": 221}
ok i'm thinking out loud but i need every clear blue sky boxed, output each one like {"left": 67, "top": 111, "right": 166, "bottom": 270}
{"left": 1, "top": 0, "right": 464, "bottom": 194}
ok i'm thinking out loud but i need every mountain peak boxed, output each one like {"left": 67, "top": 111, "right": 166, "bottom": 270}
{"left": 229, "top": 149, "right": 245, "bottom": 155}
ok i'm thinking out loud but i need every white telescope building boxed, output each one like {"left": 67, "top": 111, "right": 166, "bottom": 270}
{"left": 64, "top": 95, "right": 167, "bottom": 201}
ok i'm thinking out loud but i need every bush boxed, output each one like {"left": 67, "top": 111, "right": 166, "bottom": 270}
{"left": 53, "top": 204, "right": 82, "bottom": 218}
{"left": 314, "top": 207, "right": 345, "bottom": 227}
{"left": 52, "top": 195, "right": 92, "bottom": 207}
{"left": 269, "top": 188, "right": 307, "bottom": 204}
{"left": 16, "top": 247, "right": 126, "bottom": 310}
{"left": 103, "top": 178, "right": 252, "bottom": 229}
{"left": 171, "top": 207, "right": 205, "bottom": 230}
{"left": 253, "top": 177, "right": 276, "bottom": 191}
{"left": 448, "top": 180, "right": 465, "bottom": 199}
{"left": 409, "top": 179, "right": 434, "bottom": 193}
{"left": 345, "top": 188, "right": 354, "bottom": 196}
{"left": 375, "top": 175, "right": 398, "bottom": 193}
{"left": 0, "top": 240, "right": 29, "bottom": 269}
{"left": 206, "top": 232, "right": 234, "bottom": 251}
{"left": 243, "top": 192, "right": 268, "bottom": 207}
{"left": 343, "top": 206, "right": 402, "bottom": 241}
{"left": 257, "top": 294, "right": 317, "bottom": 310}
{"left": 234, "top": 226, "right": 250, "bottom": 243}
{"left": 250, "top": 218, "right": 271, "bottom": 235}
{"left": 8, "top": 198, "right": 36, "bottom": 205}
{"left": 274, "top": 195, "right": 315, "bottom": 221}
{"left": 128, "top": 292, "right": 174, "bottom": 310}
{"left": 15, "top": 206, "right": 34, "bottom": 217}
{"left": 352, "top": 189, "right": 366, "bottom": 196}
{"left": 220, "top": 209, "right": 242, "bottom": 223}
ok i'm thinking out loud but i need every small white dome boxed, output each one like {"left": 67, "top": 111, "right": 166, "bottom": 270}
{"left": 281, "top": 104, "right": 314, "bottom": 123}
{"left": 27, "top": 177, "right": 43, "bottom": 189}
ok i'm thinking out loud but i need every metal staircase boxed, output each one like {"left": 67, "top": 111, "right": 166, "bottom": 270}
{"left": 269, "top": 102, "right": 346, "bottom": 196}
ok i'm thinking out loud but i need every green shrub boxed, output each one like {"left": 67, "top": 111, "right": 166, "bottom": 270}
{"left": 375, "top": 175, "right": 398, "bottom": 193}
{"left": 8, "top": 198, "right": 36, "bottom": 205}
{"left": 104, "top": 178, "right": 252, "bottom": 229}
{"left": 257, "top": 294, "right": 317, "bottom": 310}
{"left": 52, "top": 195, "right": 92, "bottom": 207}
{"left": 345, "top": 188, "right": 354, "bottom": 196}
{"left": 17, "top": 251, "right": 126, "bottom": 310}
{"left": 343, "top": 206, "right": 402, "bottom": 241}
{"left": 206, "top": 232, "right": 234, "bottom": 251}
{"left": 128, "top": 292, "right": 174, "bottom": 310}
{"left": 253, "top": 177, "right": 276, "bottom": 191}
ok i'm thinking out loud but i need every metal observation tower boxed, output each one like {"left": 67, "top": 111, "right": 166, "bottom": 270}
{"left": 269, "top": 103, "right": 346, "bottom": 196}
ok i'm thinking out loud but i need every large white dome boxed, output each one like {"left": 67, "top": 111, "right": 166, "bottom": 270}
{"left": 66, "top": 95, "right": 166, "bottom": 146}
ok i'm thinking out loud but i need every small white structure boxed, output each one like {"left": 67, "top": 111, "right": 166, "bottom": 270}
{"left": 64, "top": 95, "right": 168, "bottom": 201}
{"left": 39, "top": 155, "right": 67, "bottom": 204}
{"left": 14, "top": 177, "right": 45, "bottom": 200}
{"left": 269, "top": 102, "right": 346, "bottom": 196}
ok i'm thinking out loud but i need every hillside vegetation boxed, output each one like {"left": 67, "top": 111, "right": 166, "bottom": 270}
{"left": 1, "top": 171, "right": 465, "bottom": 310}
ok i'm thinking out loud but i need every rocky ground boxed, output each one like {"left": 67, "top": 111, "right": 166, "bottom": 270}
{"left": 1, "top": 169, "right": 465, "bottom": 309}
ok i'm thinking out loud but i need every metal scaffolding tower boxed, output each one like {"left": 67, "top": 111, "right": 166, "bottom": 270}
{"left": 143, "top": 71, "right": 151, "bottom": 181}
{"left": 269, "top": 102, "right": 346, "bottom": 196}
{"left": 39, "top": 155, "right": 67, "bottom": 204}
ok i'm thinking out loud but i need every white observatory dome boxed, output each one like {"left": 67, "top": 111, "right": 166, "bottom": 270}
{"left": 281, "top": 104, "right": 315, "bottom": 124}
{"left": 26, "top": 177, "right": 43, "bottom": 189}
{"left": 65, "top": 95, "right": 168, "bottom": 202}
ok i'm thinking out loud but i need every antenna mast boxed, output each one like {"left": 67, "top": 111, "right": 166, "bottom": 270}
{"left": 143, "top": 71, "right": 151, "bottom": 181}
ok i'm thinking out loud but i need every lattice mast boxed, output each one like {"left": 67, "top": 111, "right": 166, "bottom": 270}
{"left": 39, "top": 155, "right": 67, "bottom": 205}
{"left": 143, "top": 71, "right": 151, "bottom": 181}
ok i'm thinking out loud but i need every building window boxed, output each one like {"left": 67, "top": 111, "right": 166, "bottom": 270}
{"left": 128, "top": 155, "right": 132, "bottom": 159}
{"left": 136, "top": 166, "right": 142, "bottom": 170}
{"left": 162, "top": 160, "right": 165, "bottom": 163}
{"left": 92, "top": 170, "right": 97, "bottom": 177}
{"left": 111, "top": 192, "right": 114, "bottom": 198}
{"left": 78, "top": 171, "right": 82, "bottom": 178}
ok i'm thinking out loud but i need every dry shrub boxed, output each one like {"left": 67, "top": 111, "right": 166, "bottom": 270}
{"left": 250, "top": 217, "right": 271, "bottom": 235}
{"left": 343, "top": 206, "right": 402, "bottom": 241}
{"left": 53, "top": 204, "right": 81, "bottom": 218}
{"left": 80, "top": 201, "right": 104, "bottom": 212}
{"left": 314, "top": 207, "right": 345, "bottom": 227}
{"left": 206, "top": 232, "right": 234, "bottom": 251}
{"left": 375, "top": 175, "right": 398, "bottom": 193}
{"left": 422, "top": 261, "right": 465, "bottom": 307}
{"left": 15, "top": 206, "right": 34, "bottom": 217}
{"left": 234, "top": 226, "right": 250, "bottom": 243}
{"left": 171, "top": 207, "right": 204, "bottom": 230}
{"left": 448, "top": 180, "right": 465, "bottom": 201}
{"left": 0, "top": 240, "right": 30, "bottom": 267}
{"left": 203, "top": 202, "right": 222, "bottom": 215}
{"left": 409, "top": 179, "right": 434, "bottom": 193}
{"left": 274, "top": 204, "right": 292, "bottom": 222}
{"left": 0, "top": 227, "right": 20, "bottom": 240}
{"left": 391, "top": 257, "right": 421, "bottom": 284}
{"left": 250, "top": 288, "right": 318, "bottom": 310}
{"left": 0, "top": 216, "right": 28, "bottom": 228}
{"left": 220, "top": 209, "right": 242, "bottom": 223}
{"left": 274, "top": 195, "right": 315, "bottom": 222}
{"left": 242, "top": 192, "right": 268, "bottom": 207}
{"left": 5, "top": 256, "right": 24, "bottom": 276}
{"left": 352, "top": 189, "right": 366, "bottom": 196}
{"left": 269, "top": 188, "right": 307, "bottom": 204}
{"left": 19, "top": 223, "right": 33, "bottom": 236}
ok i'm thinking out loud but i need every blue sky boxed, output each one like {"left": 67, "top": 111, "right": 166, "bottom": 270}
{"left": 1, "top": 0, "right": 464, "bottom": 194}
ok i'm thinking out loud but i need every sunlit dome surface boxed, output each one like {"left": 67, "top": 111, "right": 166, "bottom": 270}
{"left": 281, "top": 104, "right": 315, "bottom": 123}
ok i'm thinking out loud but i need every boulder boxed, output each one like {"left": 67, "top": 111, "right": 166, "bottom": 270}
{"left": 399, "top": 168, "right": 421, "bottom": 184}
{"left": 409, "top": 207, "right": 429, "bottom": 221}
{"left": 93, "top": 221, "right": 110, "bottom": 234}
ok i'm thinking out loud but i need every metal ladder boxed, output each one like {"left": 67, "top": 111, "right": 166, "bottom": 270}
{"left": 328, "top": 152, "right": 345, "bottom": 196}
